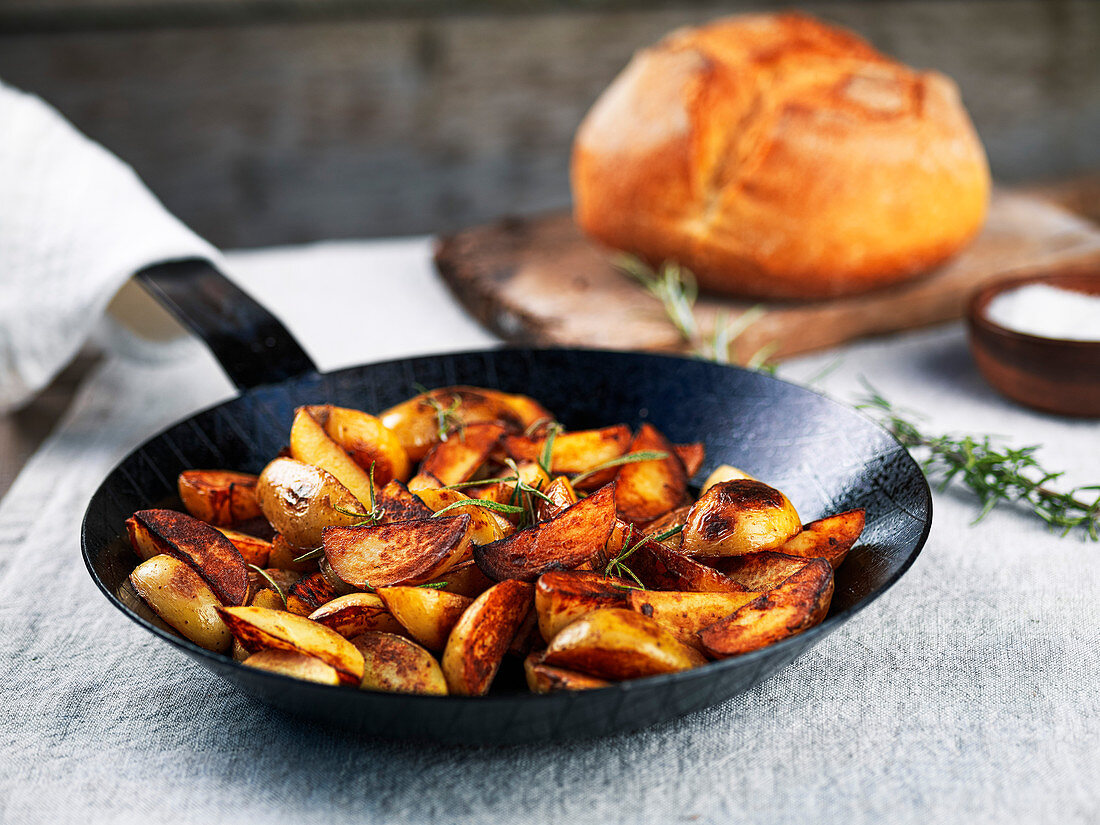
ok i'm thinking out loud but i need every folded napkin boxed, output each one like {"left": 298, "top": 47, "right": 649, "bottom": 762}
{"left": 0, "top": 81, "right": 220, "bottom": 412}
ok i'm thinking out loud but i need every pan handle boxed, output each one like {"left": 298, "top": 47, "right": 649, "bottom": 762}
{"left": 135, "top": 258, "right": 319, "bottom": 390}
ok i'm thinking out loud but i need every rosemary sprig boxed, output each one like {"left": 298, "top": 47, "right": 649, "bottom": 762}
{"left": 432, "top": 498, "right": 526, "bottom": 518}
{"left": 649, "top": 524, "right": 684, "bottom": 544}
{"left": 539, "top": 423, "right": 561, "bottom": 477}
{"left": 413, "top": 383, "right": 465, "bottom": 442}
{"left": 859, "top": 387, "right": 1100, "bottom": 540}
{"left": 248, "top": 564, "right": 287, "bottom": 606}
{"left": 571, "top": 450, "right": 669, "bottom": 486}
{"left": 292, "top": 547, "right": 325, "bottom": 563}
{"left": 604, "top": 524, "right": 647, "bottom": 589}
{"left": 417, "top": 581, "right": 450, "bottom": 590}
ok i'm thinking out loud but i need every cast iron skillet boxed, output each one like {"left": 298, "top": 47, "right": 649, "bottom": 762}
{"left": 81, "top": 259, "right": 932, "bottom": 745}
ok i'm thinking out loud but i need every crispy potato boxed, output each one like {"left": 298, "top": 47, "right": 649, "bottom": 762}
{"left": 534, "top": 570, "right": 630, "bottom": 643}
{"left": 375, "top": 479, "right": 434, "bottom": 522}
{"left": 285, "top": 571, "right": 343, "bottom": 616}
{"left": 289, "top": 407, "right": 379, "bottom": 508}
{"left": 535, "top": 475, "right": 579, "bottom": 520}
{"left": 232, "top": 638, "right": 250, "bottom": 662}
{"left": 380, "top": 386, "right": 553, "bottom": 462}
{"left": 323, "top": 515, "right": 473, "bottom": 589}
{"left": 406, "top": 473, "right": 443, "bottom": 493}
{"left": 177, "top": 470, "right": 262, "bottom": 526}
{"left": 474, "top": 484, "right": 617, "bottom": 581}
{"left": 242, "top": 649, "right": 341, "bottom": 684}
{"left": 248, "top": 566, "right": 302, "bottom": 599}
{"left": 681, "top": 479, "right": 802, "bottom": 557}
{"left": 130, "top": 555, "right": 232, "bottom": 652}
{"left": 250, "top": 588, "right": 286, "bottom": 610}
{"left": 643, "top": 506, "right": 690, "bottom": 545}
{"left": 126, "top": 509, "right": 249, "bottom": 606}
{"left": 218, "top": 605, "right": 365, "bottom": 685}
{"left": 502, "top": 425, "right": 631, "bottom": 490}
{"left": 614, "top": 424, "right": 687, "bottom": 524}
{"left": 523, "top": 651, "right": 610, "bottom": 693}
{"left": 507, "top": 600, "right": 540, "bottom": 657}
{"left": 256, "top": 458, "right": 367, "bottom": 550}
{"left": 377, "top": 586, "right": 473, "bottom": 651}
{"left": 543, "top": 608, "right": 706, "bottom": 679}
{"left": 309, "top": 592, "right": 403, "bottom": 637}
{"left": 305, "top": 404, "right": 411, "bottom": 485}
{"left": 630, "top": 537, "right": 747, "bottom": 592}
{"left": 415, "top": 422, "right": 507, "bottom": 487}
{"left": 441, "top": 579, "right": 534, "bottom": 696}
{"left": 700, "top": 464, "right": 758, "bottom": 495}
{"left": 627, "top": 589, "right": 763, "bottom": 650}
{"left": 673, "top": 443, "right": 706, "bottom": 478}
{"left": 423, "top": 560, "right": 495, "bottom": 598}
{"left": 777, "top": 509, "right": 866, "bottom": 568}
{"left": 705, "top": 551, "right": 815, "bottom": 591}
{"left": 352, "top": 631, "right": 448, "bottom": 695}
{"left": 699, "top": 558, "right": 834, "bottom": 657}
{"left": 467, "top": 461, "right": 550, "bottom": 515}
{"left": 215, "top": 527, "right": 272, "bottom": 568}
{"left": 267, "top": 534, "right": 320, "bottom": 573}
{"left": 414, "top": 488, "right": 509, "bottom": 545}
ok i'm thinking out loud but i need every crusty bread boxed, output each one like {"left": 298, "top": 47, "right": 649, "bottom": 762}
{"left": 571, "top": 13, "right": 991, "bottom": 299}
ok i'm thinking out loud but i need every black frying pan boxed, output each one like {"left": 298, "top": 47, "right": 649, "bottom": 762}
{"left": 81, "top": 259, "right": 932, "bottom": 744}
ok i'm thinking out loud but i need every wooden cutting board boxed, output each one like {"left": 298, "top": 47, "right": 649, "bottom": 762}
{"left": 434, "top": 183, "right": 1100, "bottom": 362}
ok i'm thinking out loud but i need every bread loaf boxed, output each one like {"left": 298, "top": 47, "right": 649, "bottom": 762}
{"left": 571, "top": 13, "right": 991, "bottom": 299}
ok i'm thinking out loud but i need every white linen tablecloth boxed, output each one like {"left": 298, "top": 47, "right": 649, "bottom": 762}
{"left": 0, "top": 238, "right": 1096, "bottom": 824}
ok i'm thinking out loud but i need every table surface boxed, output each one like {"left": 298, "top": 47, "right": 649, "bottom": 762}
{"left": 1, "top": 237, "right": 1097, "bottom": 824}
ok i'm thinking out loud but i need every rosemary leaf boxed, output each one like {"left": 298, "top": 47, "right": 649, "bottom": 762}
{"left": 416, "top": 581, "right": 449, "bottom": 589}
{"left": 649, "top": 523, "right": 684, "bottom": 543}
{"left": 432, "top": 498, "right": 526, "bottom": 517}
{"left": 247, "top": 564, "right": 287, "bottom": 606}
{"left": 571, "top": 451, "right": 669, "bottom": 486}
{"left": 291, "top": 548, "right": 324, "bottom": 563}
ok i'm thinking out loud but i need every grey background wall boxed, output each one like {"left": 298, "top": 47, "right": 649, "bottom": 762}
{"left": 1, "top": 0, "right": 1098, "bottom": 248}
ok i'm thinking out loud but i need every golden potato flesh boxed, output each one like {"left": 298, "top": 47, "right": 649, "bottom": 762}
{"left": 308, "top": 592, "right": 403, "bottom": 638}
{"left": 502, "top": 425, "right": 631, "bottom": 491}
{"left": 680, "top": 480, "right": 801, "bottom": 557}
{"left": 289, "top": 407, "right": 378, "bottom": 509}
{"left": 614, "top": 423, "right": 687, "bottom": 524}
{"left": 776, "top": 509, "right": 866, "bottom": 569}
{"left": 626, "top": 589, "right": 762, "bottom": 650}
{"left": 214, "top": 527, "right": 272, "bottom": 568}
{"left": 352, "top": 631, "right": 448, "bottom": 696}
{"left": 250, "top": 588, "right": 286, "bottom": 610}
{"left": 535, "top": 476, "right": 579, "bottom": 521}
{"left": 377, "top": 586, "right": 473, "bottom": 651}
{"left": 255, "top": 458, "right": 366, "bottom": 550}
{"left": 543, "top": 608, "right": 706, "bottom": 680}
{"left": 534, "top": 570, "right": 629, "bottom": 643}
{"left": 177, "top": 470, "right": 262, "bottom": 526}
{"left": 416, "top": 422, "right": 507, "bottom": 487}
{"left": 242, "top": 649, "right": 341, "bottom": 685}
{"left": 130, "top": 555, "right": 232, "bottom": 653}
{"left": 305, "top": 404, "right": 411, "bottom": 485}
{"left": 422, "top": 560, "right": 495, "bottom": 599}
{"left": 700, "top": 464, "right": 758, "bottom": 495}
{"left": 523, "top": 652, "right": 610, "bottom": 693}
{"left": 414, "top": 488, "right": 509, "bottom": 545}
{"left": 441, "top": 579, "right": 534, "bottom": 696}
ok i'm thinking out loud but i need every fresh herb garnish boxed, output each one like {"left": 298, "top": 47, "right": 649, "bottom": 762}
{"left": 538, "top": 423, "right": 561, "bottom": 477}
{"left": 649, "top": 523, "right": 684, "bottom": 544}
{"left": 291, "top": 547, "right": 324, "bottom": 563}
{"left": 571, "top": 451, "right": 670, "bottom": 486}
{"left": 248, "top": 564, "right": 287, "bottom": 606}
{"left": 604, "top": 524, "right": 647, "bottom": 589}
{"left": 416, "top": 581, "right": 450, "bottom": 590}
{"left": 414, "top": 383, "right": 465, "bottom": 442}
{"left": 432, "top": 498, "right": 526, "bottom": 518}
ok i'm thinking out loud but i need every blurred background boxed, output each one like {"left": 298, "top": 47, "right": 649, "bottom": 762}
{"left": 2, "top": 0, "right": 1098, "bottom": 248}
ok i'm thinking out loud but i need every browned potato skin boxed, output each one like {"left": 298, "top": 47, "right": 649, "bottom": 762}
{"left": 305, "top": 404, "right": 411, "bottom": 486}
{"left": 218, "top": 605, "right": 365, "bottom": 685}
{"left": 256, "top": 458, "right": 367, "bottom": 550}
{"left": 673, "top": 443, "right": 706, "bottom": 478}
{"left": 323, "top": 515, "right": 473, "bottom": 589}
{"left": 285, "top": 571, "right": 343, "bottom": 615}
{"left": 535, "top": 570, "right": 630, "bottom": 643}
{"left": 441, "top": 579, "right": 534, "bottom": 696}
{"left": 215, "top": 527, "right": 272, "bottom": 568}
{"left": 309, "top": 592, "right": 404, "bottom": 637}
{"left": 290, "top": 407, "right": 379, "bottom": 509}
{"left": 543, "top": 608, "right": 706, "bottom": 680}
{"left": 416, "top": 422, "right": 507, "bottom": 487}
{"left": 643, "top": 506, "right": 691, "bottom": 544}
{"left": 629, "top": 537, "right": 747, "bottom": 593}
{"left": 705, "top": 551, "right": 815, "bottom": 591}
{"left": 243, "top": 649, "right": 341, "bottom": 685}
{"left": 177, "top": 470, "right": 262, "bottom": 526}
{"left": 699, "top": 558, "right": 834, "bottom": 658}
{"left": 627, "top": 589, "right": 763, "bottom": 650}
{"left": 777, "top": 509, "right": 866, "bottom": 569}
{"left": 380, "top": 386, "right": 553, "bottom": 462}
{"left": 615, "top": 424, "right": 687, "bottom": 524}
{"left": 129, "top": 555, "right": 233, "bottom": 652}
{"left": 424, "top": 561, "right": 495, "bottom": 598}
{"left": 474, "top": 484, "right": 617, "bottom": 582}
{"left": 267, "top": 534, "right": 320, "bottom": 573}
{"left": 681, "top": 479, "right": 802, "bottom": 557}
{"left": 378, "top": 586, "right": 473, "bottom": 651}
{"left": 535, "top": 476, "right": 579, "bottom": 520}
{"left": 127, "top": 509, "right": 250, "bottom": 607}
{"left": 376, "top": 480, "right": 435, "bottom": 522}
{"left": 502, "top": 425, "right": 631, "bottom": 490}
{"left": 352, "top": 632, "right": 448, "bottom": 695}
{"left": 523, "top": 652, "right": 611, "bottom": 693}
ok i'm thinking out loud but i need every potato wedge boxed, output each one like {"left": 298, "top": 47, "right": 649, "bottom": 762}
{"left": 130, "top": 555, "right": 233, "bottom": 652}
{"left": 218, "top": 605, "right": 364, "bottom": 685}
{"left": 267, "top": 533, "right": 320, "bottom": 573}
{"left": 614, "top": 424, "right": 687, "bottom": 524}
{"left": 502, "top": 425, "right": 631, "bottom": 490}
{"left": 375, "top": 479, "right": 434, "bottom": 522}
{"left": 380, "top": 386, "right": 553, "bottom": 462}
{"left": 468, "top": 461, "right": 550, "bottom": 512}
{"left": 673, "top": 443, "right": 706, "bottom": 478}
{"left": 534, "top": 570, "right": 630, "bottom": 643}
{"left": 423, "top": 560, "right": 495, "bottom": 598}
{"left": 309, "top": 592, "right": 403, "bottom": 637}
{"left": 681, "top": 479, "right": 802, "bottom": 557}
{"left": 289, "top": 407, "right": 379, "bottom": 509}
{"left": 215, "top": 527, "right": 272, "bottom": 568}
{"left": 700, "top": 464, "right": 758, "bottom": 495}
{"left": 127, "top": 509, "right": 249, "bottom": 606}
{"left": 777, "top": 509, "right": 866, "bottom": 569}
{"left": 177, "top": 470, "right": 262, "bottom": 526}
{"left": 242, "top": 649, "right": 341, "bottom": 684}
{"left": 543, "top": 608, "right": 705, "bottom": 680}
{"left": 627, "top": 589, "right": 763, "bottom": 650}
{"left": 248, "top": 566, "right": 301, "bottom": 599}
{"left": 377, "top": 586, "right": 473, "bottom": 651}
{"left": 441, "top": 579, "right": 534, "bottom": 696}
{"left": 305, "top": 404, "right": 411, "bottom": 485}
{"left": 256, "top": 458, "right": 367, "bottom": 550}
{"left": 705, "top": 551, "right": 815, "bottom": 591}
{"left": 352, "top": 631, "right": 448, "bottom": 695}
{"left": 643, "top": 506, "right": 690, "bottom": 545}
{"left": 535, "top": 475, "right": 579, "bottom": 520}
{"left": 699, "top": 558, "right": 834, "bottom": 657}
{"left": 416, "top": 421, "right": 507, "bottom": 487}
{"left": 250, "top": 588, "right": 286, "bottom": 610}
{"left": 524, "top": 652, "right": 610, "bottom": 693}
{"left": 323, "top": 515, "right": 473, "bottom": 589}
{"left": 285, "top": 571, "right": 343, "bottom": 616}
{"left": 414, "top": 488, "right": 509, "bottom": 545}
{"left": 630, "top": 537, "right": 747, "bottom": 593}
{"left": 474, "top": 484, "right": 617, "bottom": 582}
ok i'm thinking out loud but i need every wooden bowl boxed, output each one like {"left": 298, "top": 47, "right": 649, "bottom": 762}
{"left": 967, "top": 268, "right": 1100, "bottom": 417}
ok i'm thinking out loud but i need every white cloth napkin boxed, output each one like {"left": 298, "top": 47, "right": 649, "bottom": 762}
{"left": 0, "top": 81, "right": 220, "bottom": 412}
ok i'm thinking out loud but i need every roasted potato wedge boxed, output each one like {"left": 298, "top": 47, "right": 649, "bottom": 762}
{"left": 250, "top": 588, "right": 286, "bottom": 610}
{"left": 681, "top": 479, "right": 802, "bottom": 557}
{"left": 630, "top": 537, "right": 747, "bottom": 592}
{"left": 127, "top": 509, "right": 249, "bottom": 606}
{"left": 289, "top": 406, "right": 379, "bottom": 509}
{"left": 467, "top": 460, "right": 550, "bottom": 510}
{"left": 523, "top": 652, "right": 610, "bottom": 693}
{"left": 614, "top": 423, "right": 687, "bottom": 524}
{"left": 474, "top": 484, "right": 617, "bottom": 581}
{"left": 218, "top": 605, "right": 364, "bottom": 685}
{"left": 267, "top": 534, "right": 320, "bottom": 573}
{"left": 699, "top": 558, "right": 834, "bottom": 658}
{"left": 543, "top": 608, "right": 706, "bottom": 680}
{"left": 643, "top": 506, "right": 690, "bottom": 544}
{"left": 248, "top": 566, "right": 302, "bottom": 599}
{"left": 534, "top": 570, "right": 630, "bottom": 643}
{"left": 423, "top": 560, "right": 495, "bottom": 598}
{"left": 705, "top": 551, "right": 815, "bottom": 591}
{"left": 177, "top": 470, "right": 262, "bottom": 526}
{"left": 502, "top": 425, "right": 631, "bottom": 490}
{"left": 415, "top": 422, "right": 507, "bottom": 487}
{"left": 375, "top": 479, "right": 435, "bottom": 522}
{"left": 352, "top": 631, "right": 448, "bottom": 695}
{"left": 377, "top": 586, "right": 474, "bottom": 651}
{"left": 309, "top": 592, "right": 403, "bottom": 637}
{"left": 256, "top": 458, "right": 367, "bottom": 550}
{"left": 242, "top": 649, "right": 341, "bottom": 684}
{"left": 285, "top": 571, "right": 343, "bottom": 616}
{"left": 700, "top": 464, "right": 758, "bottom": 495}
{"left": 627, "top": 589, "right": 763, "bottom": 650}
{"left": 441, "top": 579, "right": 534, "bottom": 696}
{"left": 130, "top": 555, "right": 233, "bottom": 652}
{"left": 305, "top": 404, "right": 411, "bottom": 485}
{"left": 777, "top": 509, "right": 866, "bottom": 568}
{"left": 323, "top": 515, "right": 473, "bottom": 589}
{"left": 672, "top": 443, "right": 706, "bottom": 478}
{"left": 414, "top": 488, "right": 510, "bottom": 545}
{"left": 535, "top": 475, "right": 579, "bottom": 520}
{"left": 215, "top": 527, "right": 272, "bottom": 568}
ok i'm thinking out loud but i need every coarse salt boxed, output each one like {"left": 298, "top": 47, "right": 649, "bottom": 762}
{"left": 983, "top": 283, "right": 1100, "bottom": 342}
